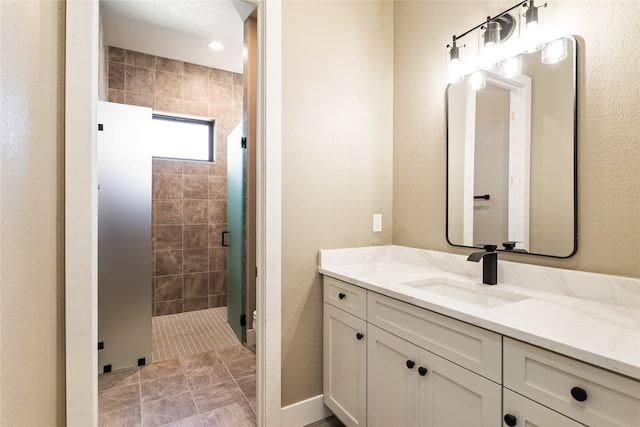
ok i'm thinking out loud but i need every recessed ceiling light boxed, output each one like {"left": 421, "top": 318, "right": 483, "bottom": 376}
{"left": 207, "top": 41, "right": 224, "bottom": 51}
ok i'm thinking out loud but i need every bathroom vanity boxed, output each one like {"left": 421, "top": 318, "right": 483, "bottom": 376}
{"left": 319, "top": 246, "right": 640, "bottom": 427}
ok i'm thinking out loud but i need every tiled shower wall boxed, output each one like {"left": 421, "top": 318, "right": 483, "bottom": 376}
{"left": 107, "top": 46, "right": 242, "bottom": 316}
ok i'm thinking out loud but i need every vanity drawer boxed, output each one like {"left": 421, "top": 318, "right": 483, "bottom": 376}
{"left": 367, "top": 292, "right": 502, "bottom": 382}
{"left": 504, "top": 337, "right": 640, "bottom": 427}
{"left": 323, "top": 277, "right": 367, "bottom": 320}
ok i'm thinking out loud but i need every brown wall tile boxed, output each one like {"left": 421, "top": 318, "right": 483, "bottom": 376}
{"left": 208, "top": 200, "right": 227, "bottom": 224}
{"left": 155, "top": 97, "right": 183, "bottom": 114}
{"left": 184, "top": 297, "right": 208, "bottom": 313}
{"left": 156, "top": 300, "right": 183, "bottom": 316}
{"left": 108, "top": 62, "right": 125, "bottom": 90}
{"left": 125, "top": 93, "right": 154, "bottom": 108}
{"left": 184, "top": 225, "right": 208, "bottom": 249}
{"left": 153, "top": 159, "right": 183, "bottom": 175}
{"left": 183, "top": 76, "right": 209, "bottom": 103}
{"left": 154, "top": 200, "right": 183, "bottom": 225}
{"left": 208, "top": 176, "right": 226, "bottom": 200}
{"left": 153, "top": 174, "right": 182, "bottom": 199}
{"left": 209, "top": 271, "right": 226, "bottom": 295}
{"left": 208, "top": 294, "right": 227, "bottom": 308}
{"left": 156, "top": 71, "right": 182, "bottom": 99}
{"left": 183, "top": 161, "right": 209, "bottom": 176}
{"left": 156, "top": 57, "right": 183, "bottom": 74}
{"left": 126, "top": 65, "right": 155, "bottom": 95}
{"left": 184, "top": 273, "right": 208, "bottom": 298}
{"left": 183, "top": 101, "right": 208, "bottom": 117}
{"left": 183, "top": 249, "right": 209, "bottom": 274}
{"left": 183, "top": 175, "right": 208, "bottom": 199}
{"left": 108, "top": 88, "right": 125, "bottom": 104}
{"left": 156, "top": 276, "right": 183, "bottom": 302}
{"left": 109, "top": 46, "right": 125, "bottom": 63}
{"left": 155, "top": 250, "right": 183, "bottom": 276}
{"left": 183, "top": 200, "right": 207, "bottom": 224}
{"left": 208, "top": 224, "right": 227, "bottom": 248}
{"left": 184, "top": 63, "right": 209, "bottom": 79}
{"left": 125, "top": 50, "right": 155, "bottom": 68}
{"left": 208, "top": 83, "right": 233, "bottom": 106}
{"left": 232, "top": 73, "right": 243, "bottom": 86}
{"left": 208, "top": 248, "right": 226, "bottom": 272}
{"left": 155, "top": 225, "right": 183, "bottom": 250}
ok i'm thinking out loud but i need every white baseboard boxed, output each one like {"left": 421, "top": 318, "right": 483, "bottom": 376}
{"left": 281, "top": 394, "right": 333, "bottom": 427}
{"left": 246, "top": 328, "right": 256, "bottom": 346}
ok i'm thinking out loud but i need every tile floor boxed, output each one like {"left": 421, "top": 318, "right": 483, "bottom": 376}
{"left": 99, "top": 307, "right": 343, "bottom": 427}
{"left": 99, "top": 308, "right": 256, "bottom": 426}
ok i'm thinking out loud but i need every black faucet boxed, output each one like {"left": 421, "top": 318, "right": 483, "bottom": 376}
{"left": 467, "top": 244, "right": 498, "bottom": 285}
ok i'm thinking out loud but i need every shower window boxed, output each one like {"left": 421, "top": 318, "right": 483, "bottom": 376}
{"left": 151, "top": 114, "right": 214, "bottom": 161}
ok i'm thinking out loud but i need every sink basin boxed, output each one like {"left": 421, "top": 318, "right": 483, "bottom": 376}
{"left": 401, "top": 278, "right": 526, "bottom": 308}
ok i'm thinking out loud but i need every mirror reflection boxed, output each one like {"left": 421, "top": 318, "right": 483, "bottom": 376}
{"left": 446, "top": 36, "right": 577, "bottom": 258}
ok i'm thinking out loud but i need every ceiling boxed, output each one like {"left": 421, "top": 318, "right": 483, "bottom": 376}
{"left": 100, "top": 0, "right": 256, "bottom": 73}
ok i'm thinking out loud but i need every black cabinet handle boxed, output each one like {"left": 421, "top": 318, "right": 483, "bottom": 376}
{"left": 406, "top": 360, "right": 415, "bottom": 369}
{"left": 571, "top": 386, "right": 588, "bottom": 402}
{"left": 338, "top": 293, "right": 346, "bottom": 300}
{"left": 356, "top": 333, "right": 364, "bottom": 340}
{"left": 503, "top": 413, "right": 517, "bottom": 426}
{"left": 418, "top": 367, "right": 428, "bottom": 376}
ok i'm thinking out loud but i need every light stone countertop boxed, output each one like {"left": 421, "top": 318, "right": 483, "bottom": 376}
{"left": 318, "top": 247, "right": 640, "bottom": 381}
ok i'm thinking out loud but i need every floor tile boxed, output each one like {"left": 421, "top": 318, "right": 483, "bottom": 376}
{"left": 235, "top": 375, "right": 256, "bottom": 399}
{"left": 200, "top": 401, "right": 256, "bottom": 427}
{"left": 98, "top": 367, "right": 139, "bottom": 392}
{"left": 180, "top": 350, "right": 222, "bottom": 372}
{"left": 140, "top": 358, "right": 183, "bottom": 382}
{"left": 185, "top": 364, "right": 232, "bottom": 391}
{"left": 141, "top": 391, "right": 198, "bottom": 427}
{"left": 191, "top": 380, "right": 245, "bottom": 414}
{"left": 226, "top": 355, "right": 256, "bottom": 379}
{"left": 98, "top": 384, "right": 140, "bottom": 415}
{"left": 98, "top": 405, "right": 141, "bottom": 427}
{"left": 140, "top": 373, "right": 190, "bottom": 403}
{"left": 160, "top": 415, "right": 202, "bottom": 427}
{"left": 216, "top": 345, "right": 255, "bottom": 363}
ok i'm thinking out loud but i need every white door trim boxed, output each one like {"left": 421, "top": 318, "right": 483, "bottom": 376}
{"left": 64, "top": 1, "right": 283, "bottom": 425}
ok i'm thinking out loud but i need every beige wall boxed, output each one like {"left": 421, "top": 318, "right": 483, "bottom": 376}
{"left": 0, "top": 0, "right": 66, "bottom": 424}
{"left": 281, "top": 0, "right": 394, "bottom": 405}
{"left": 394, "top": 1, "right": 640, "bottom": 278}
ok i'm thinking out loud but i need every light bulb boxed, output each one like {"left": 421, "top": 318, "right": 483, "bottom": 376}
{"left": 470, "top": 71, "right": 486, "bottom": 91}
{"left": 501, "top": 56, "right": 521, "bottom": 78}
{"left": 541, "top": 38, "right": 568, "bottom": 64}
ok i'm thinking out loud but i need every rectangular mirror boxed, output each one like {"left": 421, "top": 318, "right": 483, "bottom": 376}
{"left": 446, "top": 36, "right": 577, "bottom": 258}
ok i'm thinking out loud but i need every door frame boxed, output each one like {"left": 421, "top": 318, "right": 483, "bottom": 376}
{"left": 461, "top": 72, "right": 531, "bottom": 249}
{"left": 64, "top": 1, "right": 282, "bottom": 425}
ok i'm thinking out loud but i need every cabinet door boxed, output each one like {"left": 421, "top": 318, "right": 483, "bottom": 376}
{"left": 323, "top": 303, "right": 367, "bottom": 427}
{"left": 419, "top": 348, "right": 501, "bottom": 427}
{"left": 367, "top": 325, "right": 421, "bottom": 427}
{"left": 503, "top": 388, "right": 585, "bottom": 426}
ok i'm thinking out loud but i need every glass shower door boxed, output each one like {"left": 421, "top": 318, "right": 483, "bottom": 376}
{"left": 227, "top": 123, "right": 245, "bottom": 342}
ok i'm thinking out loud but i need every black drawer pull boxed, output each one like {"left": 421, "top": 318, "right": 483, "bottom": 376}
{"left": 571, "top": 386, "right": 588, "bottom": 402}
{"left": 503, "top": 413, "right": 517, "bottom": 426}
{"left": 406, "top": 360, "right": 415, "bottom": 369}
{"left": 418, "top": 367, "right": 428, "bottom": 376}
{"left": 338, "top": 292, "right": 346, "bottom": 300}
{"left": 356, "top": 333, "right": 364, "bottom": 340}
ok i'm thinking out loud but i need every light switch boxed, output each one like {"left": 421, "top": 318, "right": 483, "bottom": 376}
{"left": 373, "top": 214, "right": 382, "bottom": 232}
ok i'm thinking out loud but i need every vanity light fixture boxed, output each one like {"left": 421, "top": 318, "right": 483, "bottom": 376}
{"left": 522, "top": 0, "right": 547, "bottom": 52}
{"left": 469, "top": 70, "right": 486, "bottom": 91}
{"left": 446, "top": 36, "right": 464, "bottom": 83}
{"left": 501, "top": 55, "right": 522, "bottom": 78}
{"left": 541, "top": 37, "right": 568, "bottom": 64}
{"left": 483, "top": 18, "right": 502, "bottom": 47}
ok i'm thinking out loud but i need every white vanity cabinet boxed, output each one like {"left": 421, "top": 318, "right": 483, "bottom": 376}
{"left": 367, "top": 324, "right": 501, "bottom": 427}
{"left": 503, "top": 338, "right": 640, "bottom": 427}
{"left": 323, "top": 278, "right": 367, "bottom": 427}
{"left": 322, "top": 276, "right": 640, "bottom": 427}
